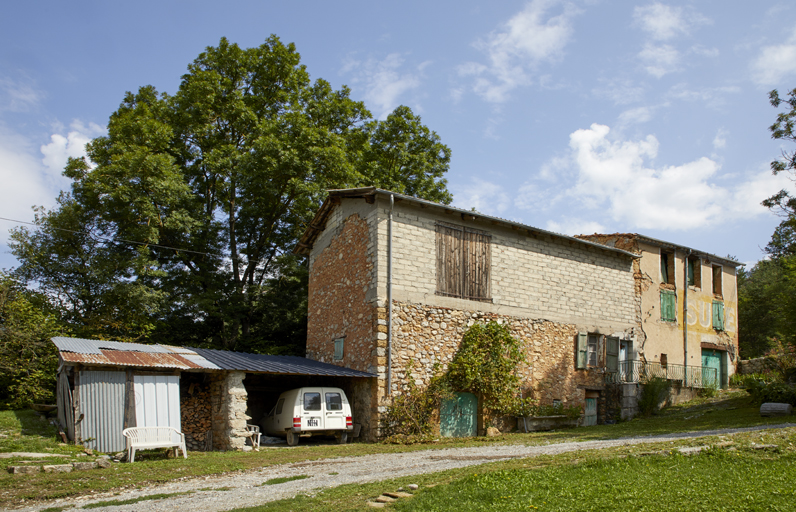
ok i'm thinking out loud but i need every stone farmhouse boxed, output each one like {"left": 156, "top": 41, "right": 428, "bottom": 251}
{"left": 577, "top": 233, "right": 740, "bottom": 390}
{"left": 296, "top": 187, "right": 644, "bottom": 437}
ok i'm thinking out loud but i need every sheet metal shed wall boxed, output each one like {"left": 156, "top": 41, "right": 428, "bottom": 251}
{"left": 78, "top": 370, "right": 126, "bottom": 453}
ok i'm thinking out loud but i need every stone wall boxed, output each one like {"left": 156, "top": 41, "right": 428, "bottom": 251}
{"left": 209, "top": 371, "right": 250, "bottom": 451}
{"left": 737, "top": 357, "right": 778, "bottom": 375}
{"left": 388, "top": 301, "right": 625, "bottom": 421}
{"left": 306, "top": 213, "right": 379, "bottom": 375}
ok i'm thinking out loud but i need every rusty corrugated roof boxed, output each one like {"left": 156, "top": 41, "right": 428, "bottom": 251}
{"left": 59, "top": 349, "right": 205, "bottom": 369}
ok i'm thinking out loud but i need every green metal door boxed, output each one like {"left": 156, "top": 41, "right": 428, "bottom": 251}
{"left": 440, "top": 392, "right": 477, "bottom": 437}
{"left": 702, "top": 349, "right": 721, "bottom": 389}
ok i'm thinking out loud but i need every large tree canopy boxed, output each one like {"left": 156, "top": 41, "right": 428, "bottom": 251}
{"left": 11, "top": 36, "right": 451, "bottom": 354}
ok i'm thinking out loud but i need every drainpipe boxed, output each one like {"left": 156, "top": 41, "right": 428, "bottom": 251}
{"left": 683, "top": 249, "right": 690, "bottom": 386}
{"left": 387, "top": 194, "right": 394, "bottom": 396}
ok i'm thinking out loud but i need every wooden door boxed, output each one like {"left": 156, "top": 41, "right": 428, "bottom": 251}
{"left": 440, "top": 392, "right": 477, "bottom": 437}
{"left": 584, "top": 398, "right": 597, "bottom": 426}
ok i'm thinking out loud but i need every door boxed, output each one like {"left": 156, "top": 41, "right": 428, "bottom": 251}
{"left": 584, "top": 398, "right": 597, "bottom": 426}
{"left": 440, "top": 392, "right": 477, "bottom": 437}
{"left": 701, "top": 349, "right": 721, "bottom": 389}
{"left": 78, "top": 371, "right": 126, "bottom": 452}
{"left": 301, "top": 389, "right": 325, "bottom": 430}
{"left": 133, "top": 375, "right": 181, "bottom": 444}
{"left": 323, "top": 389, "right": 346, "bottom": 429}
{"left": 619, "top": 341, "right": 630, "bottom": 381}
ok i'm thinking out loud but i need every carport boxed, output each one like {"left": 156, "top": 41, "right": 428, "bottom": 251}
{"left": 53, "top": 338, "right": 376, "bottom": 453}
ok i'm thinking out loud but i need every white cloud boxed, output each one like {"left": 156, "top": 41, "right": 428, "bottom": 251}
{"left": 451, "top": 177, "right": 510, "bottom": 215}
{"left": 546, "top": 218, "right": 605, "bottom": 236}
{"left": 634, "top": 3, "right": 688, "bottom": 41}
{"left": 751, "top": 28, "right": 796, "bottom": 86}
{"left": 592, "top": 79, "right": 645, "bottom": 106}
{"left": 516, "top": 124, "right": 793, "bottom": 233}
{"left": 342, "top": 53, "right": 425, "bottom": 119}
{"left": 666, "top": 84, "right": 741, "bottom": 107}
{"left": 617, "top": 106, "right": 654, "bottom": 126}
{"left": 712, "top": 128, "right": 727, "bottom": 150}
{"left": 459, "top": 0, "right": 579, "bottom": 103}
{"left": 638, "top": 43, "right": 680, "bottom": 78}
{"left": 41, "top": 120, "right": 104, "bottom": 174}
{"left": 0, "top": 76, "right": 42, "bottom": 113}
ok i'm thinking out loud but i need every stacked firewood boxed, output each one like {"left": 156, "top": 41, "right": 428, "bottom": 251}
{"left": 181, "top": 383, "right": 212, "bottom": 451}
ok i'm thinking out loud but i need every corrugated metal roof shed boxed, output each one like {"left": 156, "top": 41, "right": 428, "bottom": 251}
{"left": 53, "top": 338, "right": 375, "bottom": 377}
{"left": 189, "top": 347, "right": 375, "bottom": 377}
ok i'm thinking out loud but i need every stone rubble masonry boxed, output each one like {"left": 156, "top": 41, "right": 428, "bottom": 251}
{"left": 210, "top": 371, "right": 251, "bottom": 451}
{"left": 388, "top": 301, "right": 613, "bottom": 413}
{"left": 738, "top": 357, "right": 778, "bottom": 375}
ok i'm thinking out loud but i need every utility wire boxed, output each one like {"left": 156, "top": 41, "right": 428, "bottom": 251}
{"left": 0, "top": 216, "right": 216, "bottom": 258}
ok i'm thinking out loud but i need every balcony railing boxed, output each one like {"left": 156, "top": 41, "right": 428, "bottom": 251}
{"left": 606, "top": 360, "right": 718, "bottom": 389}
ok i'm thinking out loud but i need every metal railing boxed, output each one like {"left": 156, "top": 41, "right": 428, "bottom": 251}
{"left": 606, "top": 360, "right": 718, "bottom": 389}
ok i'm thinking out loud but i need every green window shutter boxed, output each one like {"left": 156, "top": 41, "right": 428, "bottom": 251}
{"left": 712, "top": 301, "right": 725, "bottom": 331}
{"left": 660, "top": 291, "right": 676, "bottom": 322}
{"left": 334, "top": 338, "right": 344, "bottom": 360}
{"left": 576, "top": 333, "right": 588, "bottom": 369}
{"left": 606, "top": 336, "right": 619, "bottom": 372}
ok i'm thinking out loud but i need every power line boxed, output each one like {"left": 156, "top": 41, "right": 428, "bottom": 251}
{"left": 0, "top": 216, "right": 217, "bottom": 258}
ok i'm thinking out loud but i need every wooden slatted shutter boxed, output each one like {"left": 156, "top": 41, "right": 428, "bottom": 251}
{"left": 576, "top": 333, "right": 588, "bottom": 369}
{"left": 712, "top": 301, "right": 725, "bottom": 331}
{"left": 606, "top": 336, "right": 619, "bottom": 372}
{"left": 660, "top": 291, "right": 676, "bottom": 322}
{"left": 436, "top": 224, "right": 463, "bottom": 298}
{"left": 463, "top": 229, "right": 491, "bottom": 301}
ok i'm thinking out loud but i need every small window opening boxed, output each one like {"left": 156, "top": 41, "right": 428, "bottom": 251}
{"left": 660, "top": 250, "right": 675, "bottom": 285}
{"left": 687, "top": 256, "right": 701, "bottom": 288}
{"left": 587, "top": 334, "right": 599, "bottom": 367}
{"left": 334, "top": 337, "right": 344, "bottom": 360}
{"left": 712, "top": 265, "right": 723, "bottom": 297}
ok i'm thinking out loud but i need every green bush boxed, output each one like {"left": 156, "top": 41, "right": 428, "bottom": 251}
{"left": 744, "top": 380, "right": 796, "bottom": 406}
{"left": 638, "top": 377, "right": 670, "bottom": 416}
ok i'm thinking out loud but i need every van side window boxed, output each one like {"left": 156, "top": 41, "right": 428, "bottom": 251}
{"left": 325, "top": 392, "right": 343, "bottom": 411}
{"left": 275, "top": 398, "right": 285, "bottom": 415}
{"left": 303, "top": 392, "right": 322, "bottom": 411}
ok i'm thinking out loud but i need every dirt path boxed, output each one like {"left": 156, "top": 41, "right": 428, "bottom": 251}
{"left": 19, "top": 423, "right": 796, "bottom": 512}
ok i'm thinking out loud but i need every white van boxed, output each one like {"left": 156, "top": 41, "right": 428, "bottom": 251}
{"left": 260, "top": 387, "right": 353, "bottom": 446}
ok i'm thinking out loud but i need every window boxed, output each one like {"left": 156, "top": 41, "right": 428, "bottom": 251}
{"left": 275, "top": 398, "right": 285, "bottom": 415}
{"left": 436, "top": 222, "right": 491, "bottom": 301}
{"left": 303, "top": 392, "right": 322, "bottom": 411}
{"left": 712, "top": 301, "right": 725, "bottom": 331}
{"left": 712, "top": 265, "right": 723, "bottom": 296}
{"left": 325, "top": 392, "right": 343, "bottom": 411}
{"left": 660, "top": 250, "right": 675, "bottom": 284}
{"left": 606, "top": 336, "right": 619, "bottom": 373}
{"left": 660, "top": 290, "right": 676, "bottom": 322}
{"left": 334, "top": 337, "right": 344, "bottom": 360}
{"left": 576, "top": 333, "right": 602, "bottom": 369}
{"left": 687, "top": 256, "right": 701, "bottom": 288}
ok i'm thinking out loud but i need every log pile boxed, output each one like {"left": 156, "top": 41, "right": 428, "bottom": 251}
{"left": 181, "top": 383, "right": 212, "bottom": 451}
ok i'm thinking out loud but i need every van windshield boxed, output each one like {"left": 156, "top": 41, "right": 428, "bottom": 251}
{"left": 325, "top": 392, "right": 343, "bottom": 411}
{"left": 303, "top": 392, "right": 321, "bottom": 411}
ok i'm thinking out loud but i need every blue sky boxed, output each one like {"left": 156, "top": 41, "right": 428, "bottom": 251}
{"left": 2, "top": 0, "right": 796, "bottom": 270}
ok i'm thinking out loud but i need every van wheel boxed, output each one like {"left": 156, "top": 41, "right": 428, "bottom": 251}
{"left": 336, "top": 432, "right": 348, "bottom": 444}
{"left": 286, "top": 431, "right": 299, "bottom": 446}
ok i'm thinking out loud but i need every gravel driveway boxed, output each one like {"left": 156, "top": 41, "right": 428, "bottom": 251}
{"left": 19, "top": 424, "right": 795, "bottom": 512}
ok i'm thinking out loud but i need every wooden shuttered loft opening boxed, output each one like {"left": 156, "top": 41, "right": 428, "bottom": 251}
{"left": 436, "top": 222, "right": 492, "bottom": 302}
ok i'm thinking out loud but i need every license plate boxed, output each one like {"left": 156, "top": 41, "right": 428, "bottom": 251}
{"left": 305, "top": 417, "right": 321, "bottom": 427}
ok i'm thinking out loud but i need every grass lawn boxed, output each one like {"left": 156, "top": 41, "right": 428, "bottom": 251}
{"left": 1, "top": 389, "right": 794, "bottom": 509}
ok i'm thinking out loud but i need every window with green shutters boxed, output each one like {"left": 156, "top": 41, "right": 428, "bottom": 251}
{"left": 606, "top": 336, "right": 619, "bottom": 372}
{"left": 712, "top": 301, "right": 725, "bottom": 331}
{"left": 334, "top": 337, "right": 344, "bottom": 360}
{"left": 660, "top": 290, "right": 676, "bottom": 322}
{"left": 576, "top": 333, "right": 588, "bottom": 369}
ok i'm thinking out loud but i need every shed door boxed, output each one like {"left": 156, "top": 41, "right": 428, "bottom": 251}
{"left": 133, "top": 375, "right": 181, "bottom": 442}
{"left": 701, "top": 349, "right": 721, "bottom": 389}
{"left": 78, "top": 370, "right": 126, "bottom": 453}
{"left": 440, "top": 392, "right": 477, "bottom": 437}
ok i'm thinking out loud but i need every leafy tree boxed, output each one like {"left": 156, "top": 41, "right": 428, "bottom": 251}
{"left": 764, "top": 88, "right": 796, "bottom": 217}
{"left": 0, "top": 274, "right": 64, "bottom": 409}
{"left": 14, "top": 36, "right": 451, "bottom": 354}
{"left": 10, "top": 195, "right": 164, "bottom": 342}
{"left": 447, "top": 321, "right": 525, "bottom": 413}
